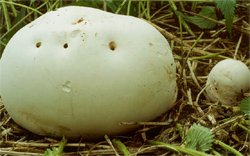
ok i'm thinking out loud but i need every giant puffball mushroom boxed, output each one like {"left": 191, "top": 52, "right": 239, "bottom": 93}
{"left": 0, "top": 6, "right": 177, "bottom": 138}
{"left": 205, "top": 59, "right": 250, "bottom": 105}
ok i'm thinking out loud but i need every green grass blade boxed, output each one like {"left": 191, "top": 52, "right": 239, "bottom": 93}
{"left": 213, "top": 140, "right": 243, "bottom": 156}
{"left": 112, "top": 139, "right": 131, "bottom": 156}
{"left": 0, "top": 0, "right": 43, "bottom": 15}
{"left": 150, "top": 141, "right": 212, "bottom": 156}
{"left": 1, "top": 1, "right": 11, "bottom": 31}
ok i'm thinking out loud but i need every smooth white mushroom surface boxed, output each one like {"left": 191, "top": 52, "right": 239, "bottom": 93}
{"left": 0, "top": 6, "right": 177, "bottom": 138}
{"left": 206, "top": 59, "right": 250, "bottom": 105}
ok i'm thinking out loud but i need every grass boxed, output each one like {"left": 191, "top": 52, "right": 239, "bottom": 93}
{"left": 0, "top": 0, "right": 249, "bottom": 155}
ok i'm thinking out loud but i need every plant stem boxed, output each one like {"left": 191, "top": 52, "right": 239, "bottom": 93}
{"left": 238, "top": 123, "right": 250, "bottom": 134}
{"left": 149, "top": 141, "right": 212, "bottom": 156}
{"left": 1, "top": 1, "right": 11, "bottom": 31}
{"left": 126, "top": 0, "right": 132, "bottom": 15}
{"left": 213, "top": 140, "right": 243, "bottom": 156}
{"left": 115, "top": 0, "right": 127, "bottom": 14}
{"left": 176, "top": 123, "right": 185, "bottom": 140}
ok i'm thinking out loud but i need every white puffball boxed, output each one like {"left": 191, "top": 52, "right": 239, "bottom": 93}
{"left": 0, "top": 6, "right": 177, "bottom": 138}
{"left": 206, "top": 59, "right": 250, "bottom": 105}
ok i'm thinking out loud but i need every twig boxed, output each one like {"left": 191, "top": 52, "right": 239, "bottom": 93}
{"left": 234, "top": 33, "right": 243, "bottom": 59}
{"left": 0, "top": 150, "right": 42, "bottom": 156}
{"left": 4, "top": 140, "right": 86, "bottom": 148}
{"left": 202, "top": 38, "right": 221, "bottom": 51}
{"left": 120, "top": 121, "right": 171, "bottom": 126}
{"left": 211, "top": 115, "right": 245, "bottom": 133}
{"left": 104, "top": 135, "right": 119, "bottom": 156}
{"left": 149, "top": 22, "right": 228, "bottom": 59}
{"left": 187, "top": 60, "right": 202, "bottom": 90}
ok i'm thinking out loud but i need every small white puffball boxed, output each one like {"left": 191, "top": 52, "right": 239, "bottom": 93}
{"left": 0, "top": 6, "right": 177, "bottom": 138}
{"left": 206, "top": 59, "right": 250, "bottom": 105}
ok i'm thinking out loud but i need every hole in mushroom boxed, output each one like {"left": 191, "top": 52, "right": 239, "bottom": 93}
{"left": 109, "top": 41, "right": 116, "bottom": 51}
{"left": 72, "top": 17, "right": 85, "bottom": 25}
{"left": 77, "top": 18, "right": 84, "bottom": 23}
{"left": 64, "top": 43, "right": 68, "bottom": 49}
{"left": 36, "top": 42, "right": 41, "bottom": 48}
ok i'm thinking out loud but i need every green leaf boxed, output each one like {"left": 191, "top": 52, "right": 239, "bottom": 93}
{"left": 215, "top": 0, "right": 236, "bottom": 35}
{"left": 185, "top": 124, "right": 214, "bottom": 152}
{"left": 240, "top": 97, "right": 250, "bottom": 118}
{"left": 112, "top": 139, "right": 131, "bottom": 156}
{"left": 186, "top": 6, "right": 217, "bottom": 29}
{"left": 43, "top": 137, "right": 67, "bottom": 156}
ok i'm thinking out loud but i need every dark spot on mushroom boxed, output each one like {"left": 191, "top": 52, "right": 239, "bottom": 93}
{"left": 36, "top": 42, "right": 41, "bottom": 48}
{"left": 171, "top": 63, "right": 174, "bottom": 66}
{"left": 109, "top": 41, "right": 116, "bottom": 51}
{"left": 77, "top": 18, "right": 84, "bottom": 23}
{"left": 78, "top": 33, "right": 87, "bottom": 42}
{"left": 149, "top": 42, "right": 153, "bottom": 46}
{"left": 64, "top": 43, "right": 68, "bottom": 49}
{"left": 80, "top": 32, "right": 86, "bottom": 38}
{"left": 72, "top": 17, "right": 85, "bottom": 24}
